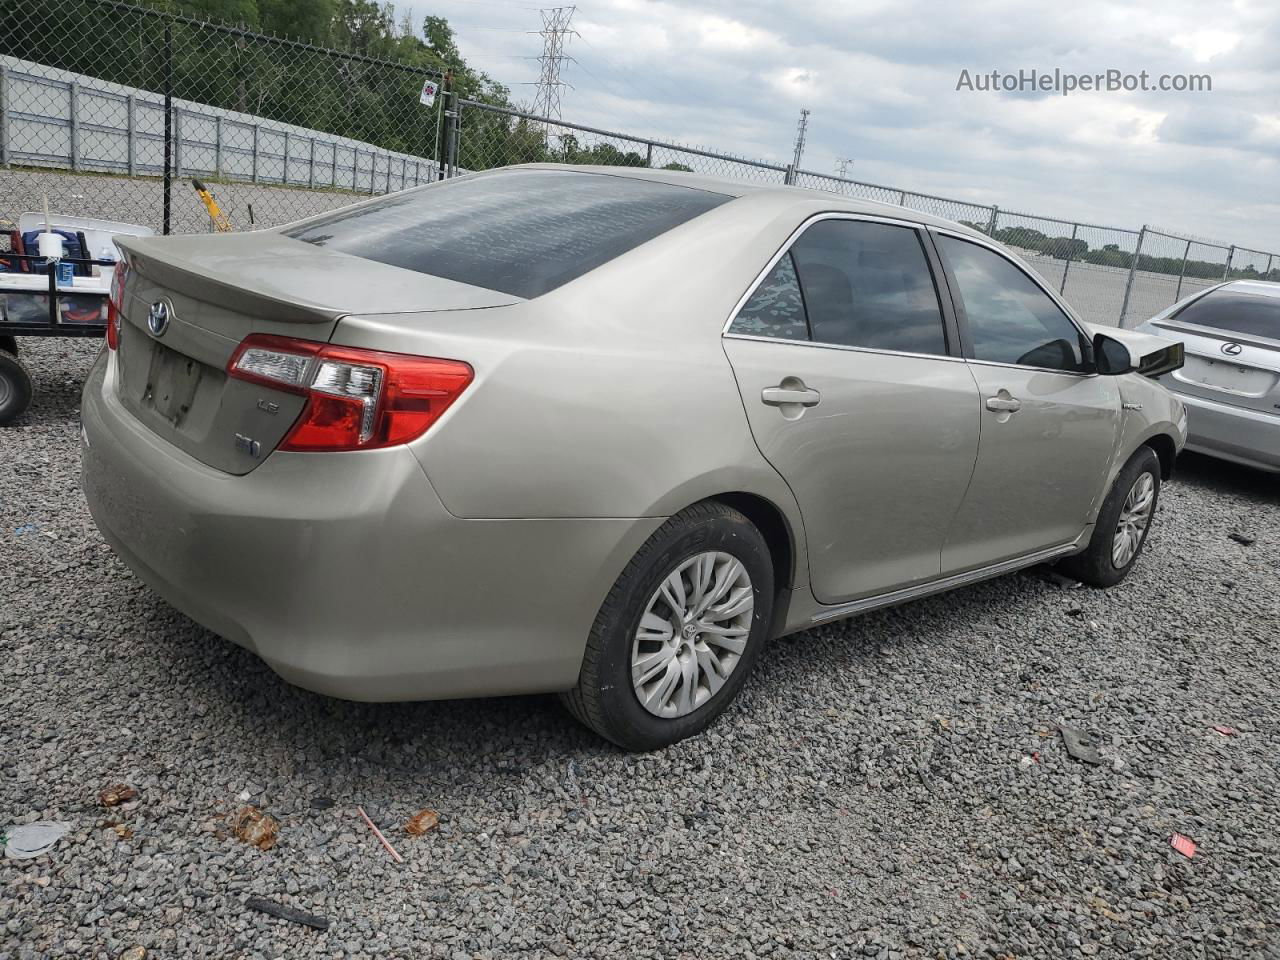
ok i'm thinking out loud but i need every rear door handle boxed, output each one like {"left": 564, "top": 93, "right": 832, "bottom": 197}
{"left": 762, "top": 384, "right": 821, "bottom": 407}
{"left": 985, "top": 395, "right": 1022, "bottom": 413}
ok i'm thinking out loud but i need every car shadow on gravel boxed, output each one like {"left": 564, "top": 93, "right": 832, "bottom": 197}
{"left": 1172, "top": 451, "right": 1280, "bottom": 504}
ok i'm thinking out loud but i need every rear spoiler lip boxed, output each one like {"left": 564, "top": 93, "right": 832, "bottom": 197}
{"left": 114, "top": 235, "right": 524, "bottom": 324}
{"left": 117, "top": 235, "right": 344, "bottom": 324}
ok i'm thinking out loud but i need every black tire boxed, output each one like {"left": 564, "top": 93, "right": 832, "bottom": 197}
{"left": 0, "top": 348, "right": 33, "bottom": 426}
{"left": 1058, "top": 446, "right": 1161, "bottom": 588}
{"left": 561, "top": 501, "right": 774, "bottom": 751}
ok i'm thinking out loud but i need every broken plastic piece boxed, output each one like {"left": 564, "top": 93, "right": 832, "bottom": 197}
{"left": 405, "top": 809, "right": 440, "bottom": 836}
{"left": 1211, "top": 725, "right": 1238, "bottom": 737}
{"left": 98, "top": 784, "right": 139, "bottom": 807}
{"left": 1057, "top": 725, "right": 1103, "bottom": 765}
{"left": 246, "top": 896, "right": 331, "bottom": 931}
{"left": 3, "top": 821, "right": 71, "bottom": 859}
{"left": 1170, "top": 833, "right": 1197, "bottom": 858}
{"left": 357, "top": 805, "right": 403, "bottom": 862}
{"left": 231, "top": 807, "right": 279, "bottom": 851}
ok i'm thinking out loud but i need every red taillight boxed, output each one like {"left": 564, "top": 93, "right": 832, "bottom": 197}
{"left": 226, "top": 334, "right": 473, "bottom": 453}
{"left": 105, "top": 259, "right": 130, "bottom": 350}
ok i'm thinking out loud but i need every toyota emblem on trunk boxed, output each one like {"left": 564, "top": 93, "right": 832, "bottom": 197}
{"left": 147, "top": 299, "right": 171, "bottom": 337}
{"left": 1221, "top": 342, "right": 1243, "bottom": 356}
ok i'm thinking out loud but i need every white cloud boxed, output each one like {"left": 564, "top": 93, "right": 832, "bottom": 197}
{"left": 1170, "top": 29, "right": 1242, "bottom": 62}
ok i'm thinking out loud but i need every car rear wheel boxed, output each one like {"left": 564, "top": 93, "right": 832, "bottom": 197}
{"left": 561, "top": 501, "right": 774, "bottom": 751}
{"left": 0, "top": 349, "right": 33, "bottom": 426}
{"left": 1058, "top": 446, "right": 1161, "bottom": 588}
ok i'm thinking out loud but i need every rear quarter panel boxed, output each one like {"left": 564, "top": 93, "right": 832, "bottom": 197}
{"left": 328, "top": 193, "right": 828, "bottom": 577}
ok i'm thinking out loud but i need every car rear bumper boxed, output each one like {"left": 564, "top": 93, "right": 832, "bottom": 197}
{"left": 1177, "top": 389, "right": 1280, "bottom": 473}
{"left": 80, "top": 353, "right": 663, "bottom": 701}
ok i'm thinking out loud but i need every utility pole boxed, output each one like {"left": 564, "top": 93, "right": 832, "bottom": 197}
{"left": 835, "top": 157, "right": 854, "bottom": 178}
{"left": 528, "top": 6, "right": 576, "bottom": 138}
{"left": 791, "top": 108, "right": 810, "bottom": 173}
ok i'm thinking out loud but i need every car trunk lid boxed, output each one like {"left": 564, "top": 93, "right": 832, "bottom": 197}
{"left": 1149, "top": 318, "right": 1280, "bottom": 415}
{"left": 112, "top": 232, "right": 520, "bottom": 474}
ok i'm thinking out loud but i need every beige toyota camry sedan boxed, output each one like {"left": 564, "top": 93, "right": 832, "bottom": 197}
{"left": 81, "top": 165, "right": 1187, "bottom": 750}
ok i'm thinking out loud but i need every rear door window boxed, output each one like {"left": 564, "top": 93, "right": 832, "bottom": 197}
{"left": 790, "top": 220, "right": 948, "bottom": 355}
{"left": 285, "top": 169, "right": 730, "bottom": 300}
{"left": 727, "top": 218, "right": 949, "bottom": 356}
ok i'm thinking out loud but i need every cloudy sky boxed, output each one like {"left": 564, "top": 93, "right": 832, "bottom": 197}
{"left": 408, "top": 0, "right": 1278, "bottom": 256}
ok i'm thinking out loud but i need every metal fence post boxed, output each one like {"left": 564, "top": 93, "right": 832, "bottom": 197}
{"left": 173, "top": 108, "right": 182, "bottom": 177}
{"left": 282, "top": 132, "right": 289, "bottom": 184}
{"left": 898, "top": 190, "right": 907, "bottom": 206}
{"left": 442, "top": 94, "right": 458, "bottom": 179}
{"left": 784, "top": 163, "right": 795, "bottom": 186}
{"left": 449, "top": 99, "right": 461, "bottom": 176}
{"left": 214, "top": 116, "right": 222, "bottom": 176}
{"left": 985, "top": 205, "right": 999, "bottom": 236}
{"left": 308, "top": 137, "right": 315, "bottom": 188}
{"left": 1222, "top": 245, "right": 1235, "bottom": 280}
{"left": 162, "top": 18, "right": 173, "bottom": 235}
{"left": 646, "top": 142, "right": 653, "bottom": 168}
{"left": 1059, "top": 223, "right": 1079, "bottom": 295}
{"left": 69, "top": 81, "right": 80, "bottom": 170}
{"left": 251, "top": 124, "right": 259, "bottom": 183}
{"left": 1174, "top": 239, "right": 1192, "bottom": 301}
{"left": 1119, "top": 225, "right": 1147, "bottom": 328}
{"left": 1267, "top": 254, "right": 1274, "bottom": 282}
{"left": 0, "top": 67, "right": 8, "bottom": 167}
{"left": 126, "top": 95, "right": 135, "bottom": 176}
{"left": 331, "top": 144, "right": 338, "bottom": 187}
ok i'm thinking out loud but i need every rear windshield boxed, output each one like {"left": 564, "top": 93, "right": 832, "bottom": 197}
{"left": 1172, "top": 288, "right": 1280, "bottom": 340}
{"left": 285, "top": 169, "right": 731, "bottom": 299}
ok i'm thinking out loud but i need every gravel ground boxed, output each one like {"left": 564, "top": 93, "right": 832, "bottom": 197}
{"left": 2, "top": 337, "right": 1279, "bottom": 960}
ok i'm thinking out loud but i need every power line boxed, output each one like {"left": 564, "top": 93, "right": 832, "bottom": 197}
{"left": 835, "top": 157, "right": 854, "bottom": 178}
{"left": 528, "top": 6, "right": 576, "bottom": 127}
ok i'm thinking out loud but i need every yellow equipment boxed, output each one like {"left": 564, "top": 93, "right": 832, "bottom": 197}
{"left": 191, "top": 179, "right": 233, "bottom": 233}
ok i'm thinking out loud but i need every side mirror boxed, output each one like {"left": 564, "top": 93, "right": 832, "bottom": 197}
{"left": 1136, "top": 341, "right": 1184, "bottom": 379}
{"left": 1093, "top": 333, "right": 1134, "bottom": 376}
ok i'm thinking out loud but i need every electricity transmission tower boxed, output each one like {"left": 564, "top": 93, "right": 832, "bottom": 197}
{"left": 529, "top": 6, "right": 576, "bottom": 126}
{"left": 791, "top": 108, "right": 811, "bottom": 173}
{"left": 835, "top": 157, "right": 855, "bottom": 178}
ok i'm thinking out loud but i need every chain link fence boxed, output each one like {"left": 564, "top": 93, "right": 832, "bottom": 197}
{"left": 3, "top": 0, "right": 1276, "bottom": 329}
{"left": 1, "top": 0, "right": 448, "bottom": 243}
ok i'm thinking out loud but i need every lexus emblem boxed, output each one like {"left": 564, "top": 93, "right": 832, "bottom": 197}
{"left": 1220, "top": 341, "right": 1243, "bottom": 356}
{"left": 147, "top": 299, "right": 171, "bottom": 337}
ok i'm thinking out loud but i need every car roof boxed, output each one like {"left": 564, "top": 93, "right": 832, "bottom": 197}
{"left": 509, "top": 163, "right": 993, "bottom": 241}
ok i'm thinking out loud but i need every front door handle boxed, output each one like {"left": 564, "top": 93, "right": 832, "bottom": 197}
{"left": 985, "top": 395, "right": 1022, "bottom": 413}
{"left": 762, "top": 384, "right": 822, "bottom": 408}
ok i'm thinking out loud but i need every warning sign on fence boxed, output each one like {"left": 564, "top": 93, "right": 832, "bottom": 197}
{"left": 420, "top": 79, "right": 439, "bottom": 107}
